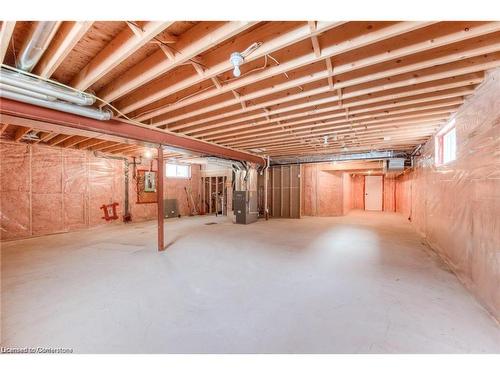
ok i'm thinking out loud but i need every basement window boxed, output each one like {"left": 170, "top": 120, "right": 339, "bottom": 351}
{"left": 435, "top": 119, "right": 457, "bottom": 165}
{"left": 166, "top": 163, "right": 191, "bottom": 178}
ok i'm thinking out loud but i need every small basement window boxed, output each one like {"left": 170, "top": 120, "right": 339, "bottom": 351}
{"left": 166, "top": 163, "right": 191, "bottom": 178}
{"left": 435, "top": 119, "right": 457, "bottom": 165}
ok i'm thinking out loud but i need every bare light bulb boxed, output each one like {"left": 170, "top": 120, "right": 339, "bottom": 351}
{"left": 230, "top": 52, "right": 244, "bottom": 78}
{"left": 144, "top": 149, "right": 153, "bottom": 159}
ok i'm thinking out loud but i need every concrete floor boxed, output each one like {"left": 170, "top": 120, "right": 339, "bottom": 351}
{"left": 1, "top": 210, "right": 499, "bottom": 353}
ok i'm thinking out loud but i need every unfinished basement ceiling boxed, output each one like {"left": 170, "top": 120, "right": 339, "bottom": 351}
{"left": 2, "top": 21, "right": 500, "bottom": 158}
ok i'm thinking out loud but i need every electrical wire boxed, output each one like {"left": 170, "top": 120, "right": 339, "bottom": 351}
{"left": 2, "top": 38, "right": 289, "bottom": 130}
{"left": 132, "top": 54, "right": 271, "bottom": 119}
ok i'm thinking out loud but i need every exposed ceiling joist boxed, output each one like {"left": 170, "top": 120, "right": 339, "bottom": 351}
{"left": 0, "top": 21, "right": 16, "bottom": 63}
{"left": 71, "top": 21, "right": 174, "bottom": 90}
{"left": 33, "top": 21, "right": 94, "bottom": 78}
{"left": 212, "top": 97, "right": 466, "bottom": 143}
{"left": 227, "top": 115, "right": 451, "bottom": 148}
{"left": 98, "top": 21, "right": 259, "bottom": 103}
{"left": 77, "top": 138, "right": 109, "bottom": 150}
{"left": 168, "top": 40, "right": 500, "bottom": 132}
{"left": 14, "top": 126, "right": 32, "bottom": 142}
{"left": 116, "top": 20, "right": 348, "bottom": 114}
{"left": 140, "top": 21, "right": 436, "bottom": 123}
{"left": 145, "top": 21, "right": 500, "bottom": 126}
{"left": 0, "top": 123, "right": 10, "bottom": 136}
{"left": 61, "top": 135, "right": 90, "bottom": 148}
{"left": 4, "top": 21, "right": 500, "bottom": 157}
{"left": 48, "top": 133, "right": 73, "bottom": 146}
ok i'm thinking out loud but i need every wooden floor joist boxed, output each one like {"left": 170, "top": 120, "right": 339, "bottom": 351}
{"left": 2, "top": 21, "right": 500, "bottom": 157}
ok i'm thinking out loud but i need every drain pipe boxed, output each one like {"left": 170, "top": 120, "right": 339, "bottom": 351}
{"left": 17, "top": 21, "right": 61, "bottom": 72}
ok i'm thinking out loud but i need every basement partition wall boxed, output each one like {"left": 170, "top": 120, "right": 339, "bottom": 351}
{"left": 267, "top": 165, "right": 301, "bottom": 218}
{"left": 302, "top": 164, "right": 344, "bottom": 216}
{"left": 0, "top": 141, "right": 201, "bottom": 241}
{"left": 395, "top": 68, "right": 500, "bottom": 321}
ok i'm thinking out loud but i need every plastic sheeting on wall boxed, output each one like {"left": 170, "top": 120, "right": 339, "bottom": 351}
{"left": 0, "top": 144, "right": 204, "bottom": 241}
{"left": 396, "top": 68, "right": 500, "bottom": 321}
{"left": 0, "top": 141, "right": 127, "bottom": 241}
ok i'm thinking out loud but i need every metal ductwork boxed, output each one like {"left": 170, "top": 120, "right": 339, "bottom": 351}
{"left": 270, "top": 151, "right": 410, "bottom": 165}
{"left": 203, "top": 156, "right": 245, "bottom": 170}
{"left": 17, "top": 21, "right": 61, "bottom": 72}
{"left": 1, "top": 22, "right": 111, "bottom": 122}
{"left": 0, "top": 82, "right": 56, "bottom": 101}
{"left": 0, "top": 68, "right": 95, "bottom": 105}
{"left": 0, "top": 89, "right": 112, "bottom": 121}
{"left": 384, "top": 158, "right": 406, "bottom": 172}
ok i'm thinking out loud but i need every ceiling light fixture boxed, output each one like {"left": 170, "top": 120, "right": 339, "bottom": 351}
{"left": 229, "top": 42, "right": 263, "bottom": 78}
{"left": 230, "top": 52, "right": 244, "bottom": 77}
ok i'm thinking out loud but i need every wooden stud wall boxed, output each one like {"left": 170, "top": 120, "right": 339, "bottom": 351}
{"left": 268, "top": 165, "right": 300, "bottom": 218}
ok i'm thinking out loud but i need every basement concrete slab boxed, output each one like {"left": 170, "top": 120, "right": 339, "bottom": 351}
{"left": 1, "top": 211, "right": 499, "bottom": 353}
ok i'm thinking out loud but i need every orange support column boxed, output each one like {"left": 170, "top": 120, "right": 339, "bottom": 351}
{"left": 157, "top": 146, "right": 165, "bottom": 251}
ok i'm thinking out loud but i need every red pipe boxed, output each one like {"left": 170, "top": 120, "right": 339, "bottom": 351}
{"left": 0, "top": 98, "right": 265, "bottom": 165}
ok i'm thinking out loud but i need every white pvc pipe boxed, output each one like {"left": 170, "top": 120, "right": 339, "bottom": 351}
{"left": 0, "top": 89, "right": 112, "bottom": 121}
{"left": 1, "top": 68, "right": 95, "bottom": 105}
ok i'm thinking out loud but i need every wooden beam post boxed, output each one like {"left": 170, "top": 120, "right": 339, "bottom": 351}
{"left": 157, "top": 146, "right": 165, "bottom": 251}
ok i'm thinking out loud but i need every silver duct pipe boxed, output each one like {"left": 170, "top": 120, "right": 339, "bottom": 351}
{"left": 17, "top": 21, "right": 60, "bottom": 72}
{"left": 270, "top": 151, "right": 409, "bottom": 165}
{"left": 0, "top": 89, "right": 112, "bottom": 120}
{"left": 0, "top": 82, "right": 56, "bottom": 101}
{"left": 1, "top": 68, "right": 95, "bottom": 105}
{"left": 205, "top": 156, "right": 244, "bottom": 170}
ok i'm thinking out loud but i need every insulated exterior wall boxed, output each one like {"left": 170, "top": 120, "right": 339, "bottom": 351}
{"left": 396, "top": 68, "right": 500, "bottom": 321}
{"left": 165, "top": 165, "right": 201, "bottom": 216}
{"left": 131, "top": 160, "right": 201, "bottom": 219}
{"left": 0, "top": 141, "right": 202, "bottom": 241}
{"left": 0, "top": 142, "right": 126, "bottom": 240}
{"left": 383, "top": 177, "right": 397, "bottom": 212}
